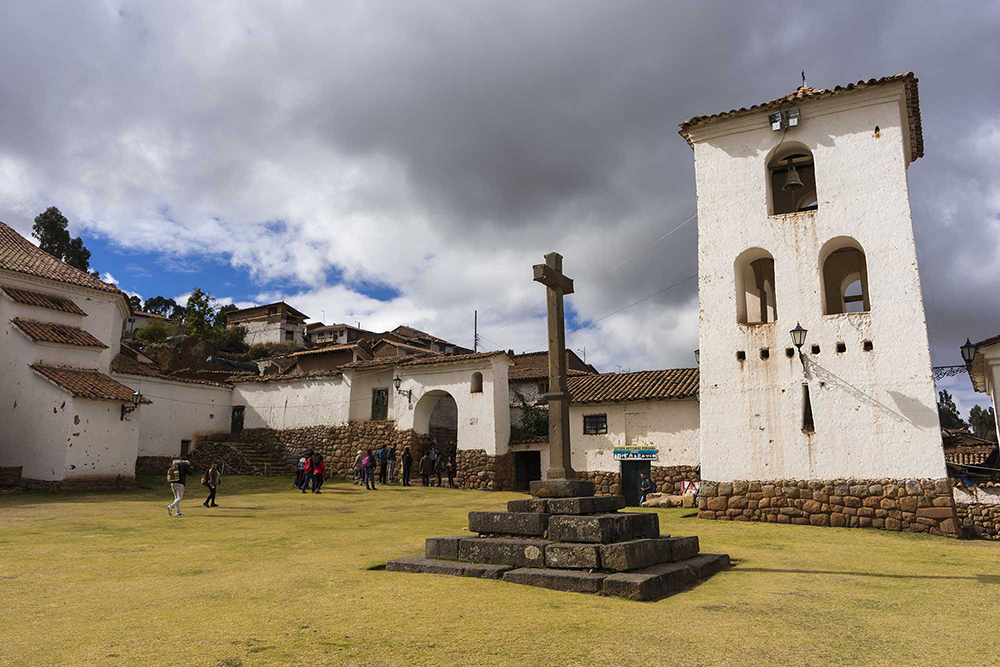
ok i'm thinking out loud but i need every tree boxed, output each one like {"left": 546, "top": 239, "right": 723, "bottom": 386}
{"left": 31, "top": 207, "right": 93, "bottom": 273}
{"left": 215, "top": 303, "right": 238, "bottom": 328}
{"left": 143, "top": 296, "right": 177, "bottom": 316}
{"left": 969, "top": 404, "right": 998, "bottom": 443}
{"left": 169, "top": 304, "right": 187, "bottom": 321}
{"left": 127, "top": 295, "right": 142, "bottom": 312}
{"left": 937, "top": 390, "right": 967, "bottom": 430}
{"left": 184, "top": 288, "right": 215, "bottom": 337}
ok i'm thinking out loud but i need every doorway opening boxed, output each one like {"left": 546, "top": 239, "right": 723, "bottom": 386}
{"left": 513, "top": 451, "right": 542, "bottom": 491}
{"left": 620, "top": 460, "right": 652, "bottom": 507}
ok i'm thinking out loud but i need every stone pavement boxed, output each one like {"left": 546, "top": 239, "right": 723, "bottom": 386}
{"left": 386, "top": 480, "right": 731, "bottom": 601}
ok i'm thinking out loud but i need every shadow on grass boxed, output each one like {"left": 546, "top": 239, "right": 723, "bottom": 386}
{"left": 732, "top": 567, "right": 1000, "bottom": 584}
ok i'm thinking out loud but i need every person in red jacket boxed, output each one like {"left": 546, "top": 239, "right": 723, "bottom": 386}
{"left": 311, "top": 455, "right": 326, "bottom": 493}
{"left": 300, "top": 454, "right": 314, "bottom": 494}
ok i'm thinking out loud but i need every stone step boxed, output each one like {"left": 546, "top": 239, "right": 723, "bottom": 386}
{"left": 547, "top": 513, "right": 659, "bottom": 544}
{"left": 602, "top": 553, "right": 730, "bottom": 601}
{"left": 385, "top": 557, "right": 512, "bottom": 580}
{"left": 529, "top": 479, "right": 595, "bottom": 498}
{"left": 468, "top": 511, "right": 549, "bottom": 537}
{"left": 507, "top": 496, "right": 626, "bottom": 515}
{"left": 502, "top": 567, "right": 607, "bottom": 594}
{"left": 458, "top": 537, "right": 548, "bottom": 568}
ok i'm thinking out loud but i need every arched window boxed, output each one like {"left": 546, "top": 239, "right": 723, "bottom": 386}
{"left": 734, "top": 248, "right": 778, "bottom": 324}
{"left": 470, "top": 372, "right": 483, "bottom": 393}
{"left": 820, "top": 237, "right": 870, "bottom": 314}
{"left": 766, "top": 141, "right": 818, "bottom": 215}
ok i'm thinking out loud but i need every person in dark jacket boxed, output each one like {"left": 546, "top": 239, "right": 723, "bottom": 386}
{"left": 434, "top": 455, "right": 444, "bottom": 487}
{"left": 639, "top": 473, "right": 656, "bottom": 506}
{"left": 166, "top": 459, "right": 194, "bottom": 517}
{"left": 363, "top": 448, "right": 377, "bottom": 490}
{"left": 377, "top": 444, "right": 388, "bottom": 484}
{"left": 446, "top": 458, "right": 455, "bottom": 488}
{"left": 419, "top": 453, "right": 433, "bottom": 487}
{"left": 202, "top": 463, "right": 221, "bottom": 508}
{"left": 311, "top": 454, "right": 326, "bottom": 493}
{"left": 401, "top": 447, "right": 413, "bottom": 486}
{"left": 387, "top": 445, "right": 397, "bottom": 483}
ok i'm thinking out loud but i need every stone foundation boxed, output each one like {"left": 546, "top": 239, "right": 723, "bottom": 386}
{"left": 956, "top": 503, "right": 1000, "bottom": 540}
{"left": 0, "top": 466, "right": 23, "bottom": 487}
{"left": 20, "top": 476, "right": 136, "bottom": 492}
{"left": 455, "top": 449, "right": 514, "bottom": 491}
{"left": 576, "top": 465, "right": 700, "bottom": 497}
{"left": 697, "top": 478, "right": 960, "bottom": 538}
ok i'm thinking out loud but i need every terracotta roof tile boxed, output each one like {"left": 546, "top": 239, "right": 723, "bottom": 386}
{"left": 565, "top": 368, "right": 699, "bottom": 404}
{"left": 678, "top": 73, "right": 923, "bottom": 161}
{"left": 1, "top": 286, "right": 87, "bottom": 315}
{"left": 12, "top": 318, "right": 107, "bottom": 348}
{"left": 111, "top": 354, "right": 234, "bottom": 388}
{"left": 30, "top": 364, "right": 151, "bottom": 403}
{"left": 343, "top": 350, "right": 509, "bottom": 371}
{"left": 288, "top": 342, "right": 365, "bottom": 358}
{"left": 231, "top": 369, "right": 343, "bottom": 384}
{"left": 509, "top": 350, "right": 597, "bottom": 380}
{"left": 0, "top": 221, "right": 122, "bottom": 294}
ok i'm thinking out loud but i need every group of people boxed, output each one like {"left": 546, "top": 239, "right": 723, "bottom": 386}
{"left": 288, "top": 441, "right": 458, "bottom": 492}
{"left": 165, "top": 459, "right": 221, "bottom": 517}
{"left": 294, "top": 452, "right": 327, "bottom": 493}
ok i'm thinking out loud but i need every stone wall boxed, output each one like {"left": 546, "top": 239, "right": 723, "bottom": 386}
{"left": 20, "top": 476, "right": 136, "bottom": 492}
{"left": 576, "top": 465, "right": 700, "bottom": 497}
{"left": 697, "top": 478, "right": 960, "bottom": 537}
{"left": 956, "top": 503, "right": 1000, "bottom": 540}
{"left": 135, "top": 456, "right": 174, "bottom": 475}
{"left": 576, "top": 469, "right": 621, "bottom": 496}
{"left": 455, "top": 449, "right": 514, "bottom": 491}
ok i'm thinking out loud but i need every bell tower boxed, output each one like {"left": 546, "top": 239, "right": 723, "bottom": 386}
{"left": 679, "top": 74, "right": 949, "bottom": 506}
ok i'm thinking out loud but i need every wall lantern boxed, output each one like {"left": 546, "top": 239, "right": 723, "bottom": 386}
{"left": 121, "top": 390, "right": 142, "bottom": 421}
{"left": 790, "top": 322, "right": 808, "bottom": 350}
{"left": 961, "top": 338, "right": 976, "bottom": 364}
{"left": 393, "top": 375, "right": 412, "bottom": 403}
{"left": 694, "top": 349, "right": 700, "bottom": 365}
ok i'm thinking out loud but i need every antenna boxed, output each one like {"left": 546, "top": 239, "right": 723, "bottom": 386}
{"left": 474, "top": 310, "right": 478, "bottom": 353}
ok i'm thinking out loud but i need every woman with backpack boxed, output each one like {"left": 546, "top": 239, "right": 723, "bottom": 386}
{"left": 202, "top": 463, "right": 221, "bottom": 508}
{"left": 363, "top": 448, "right": 377, "bottom": 490}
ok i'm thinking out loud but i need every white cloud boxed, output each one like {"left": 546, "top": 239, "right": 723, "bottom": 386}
{"left": 101, "top": 272, "right": 118, "bottom": 285}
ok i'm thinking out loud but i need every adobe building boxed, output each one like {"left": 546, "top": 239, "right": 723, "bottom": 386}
{"left": 680, "top": 73, "right": 957, "bottom": 535}
{"left": 226, "top": 301, "right": 308, "bottom": 347}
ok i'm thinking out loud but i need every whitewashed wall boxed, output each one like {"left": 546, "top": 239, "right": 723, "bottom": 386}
{"left": 348, "top": 369, "right": 394, "bottom": 422}
{"left": 691, "top": 82, "right": 946, "bottom": 482}
{"left": 114, "top": 374, "right": 233, "bottom": 456}
{"left": 233, "top": 376, "right": 351, "bottom": 430}
{"left": 64, "top": 399, "right": 138, "bottom": 481}
{"left": 954, "top": 486, "right": 1000, "bottom": 506}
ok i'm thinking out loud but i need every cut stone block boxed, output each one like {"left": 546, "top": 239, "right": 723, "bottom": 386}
{"left": 425, "top": 536, "right": 465, "bottom": 560}
{"left": 598, "top": 537, "right": 675, "bottom": 571}
{"left": 503, "top": 568, "right": 607, "bottom": 593}
{"left": 507, "top": 498, "right": 549, "bottom": 513}
{"left": 458, "top": 537, "right": 548, "bottom": 568}
{"left": 602, "top": 562, "right": 696, "bottom": 601}
{"left": 547, "top": 512, "right": 659, "bottom": 544}
{"left": 468, "top": 511, "right": 549, "bottom": 537}
{"left": 462, "top": 562, "right": 516, "bottom": 580}
{"left": 530, "top": 479, "right": 596, "bottom": 498}
{"left": 544, "top": 542, "right": 601, "bottom": 569}
{"left": 385, "top": 557, "right": 513, "bottom": 579}
{"left": 665, "top": 536, "right": 699, "bottom": 562}
{"left": 546, "top": 496, "right": 626, "bottom": 515}
{"left": 683, "top": 553, "right": 731, "bottom": 579}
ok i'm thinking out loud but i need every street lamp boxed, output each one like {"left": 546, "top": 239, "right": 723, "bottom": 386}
{"left": 121, "top": 390, "right": 142, "bottom": 421}
{"left": 961, "top": 338, "right": 976, "bottom": 365}
{"left": 790, "top": 322, "right": 808, "bottom": 350}
{"left": 393, "top": 375, "right": 411, "bottom": 403}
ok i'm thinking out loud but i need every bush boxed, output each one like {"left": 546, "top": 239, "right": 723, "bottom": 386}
{"left": 205, "top": 325, "right": 248, "bottom": 352}
{"left": 134, "top": 318, "right": 180, "bottom": 343}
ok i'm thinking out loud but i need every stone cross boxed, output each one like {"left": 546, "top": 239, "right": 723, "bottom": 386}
{"left": 533, "top": 252, "right": 575, "bottom": 480}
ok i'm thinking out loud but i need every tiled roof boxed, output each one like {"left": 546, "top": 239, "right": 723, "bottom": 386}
{"left": 111, "top": 354, "right": 234, "bottom": 388}
{"left": 30, "top": 364, "right": 152, "bottom": 403}
{"left": 11, "top": 318, "right": 107, "bottom": 348}
{"left": 1, "top": 286, "right": 87, "bottom": 315}
{"left": 509, "top": 350, "right": 597, "bottom": 380}
{"left": 0, "top": 221, "right": 122, "bottom": 294}
{"left": 375, "top": 339, "right": 443, "bottom": 354}
{"left": 678, "top": 73, "right": 923, "bottom": 161}
{"left": 343, "top": 350, "right": 509, "bottom": 371}
{"left": 231, "top": 369, "right": 343, "bottom": 384}
{"left": 288, "top": 342, "right": 365, "bottom": 358}
{"left": 393, "top": 324, "right": 448, "bottom": 343}
{"left": 565, "top": 368, "right": 699, "bottom": 404}
{"left": 227, "top": 301, "right": 308, "bottom": 322}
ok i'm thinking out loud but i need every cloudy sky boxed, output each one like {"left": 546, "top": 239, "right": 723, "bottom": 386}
{"left": 1, "top": 2, "right": 998, "bottom": 415}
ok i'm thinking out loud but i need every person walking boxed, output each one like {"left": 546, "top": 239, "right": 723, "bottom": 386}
{"left": 166, "top": 458, "right": 194, "bottom": 517}
{"left": 387, "top": 445, "right": 397, "bottom": 483}
{"left": 639, "top": 472, "right": 657, "bottom": 506}
{"left": 401, "top": 446, "right": 413, "bottom": 487}
{"left": 363, "top": 448, "right": 377, "bottom": 490}
{"left": 434, "top": 454, "right": 443, "bottom": 487}
{"left": 311, "top": 454, "right": 326, "bottom": 493}
{"left": 446, "top": 458, "right": 455, "bottom": 488}
{"left": 352, "top": 449, "right": 364, "bottom": 485}
{"left": 377, "top": 444, "right": 388, "bottom": 485}
{"left": 301, "top": 454, "right": 314, "bottom": 494}
{"left": 419, "top": 452, "right": 433, "bottom": 487}
{"left": 202, "top": 463, "right": 221, "bottom": 507}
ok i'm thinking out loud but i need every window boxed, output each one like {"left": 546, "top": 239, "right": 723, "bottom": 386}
{"left": 538, "top": 381, "right": 550, "bottom": 395}
{"left": 583, "top": 414, "right": 608, "bottom": 435}
{"left": 371, "top": 388, "right": 389, "bottom": 421}
{"left": 760, "top": 348, "right": 770, "bottom": 360}
{"left": 268, "top": 307, "right": 278, "bottom": 316}
{"left": 802, "top": 384, "right": 815, "bottom": 433}
{"left": 285, "top": 330, "right": 294, "bottom": 342}
{"left": 736, "top": 350, "right": 746, "bottom": 361}
{"left": 767, "top": 142, "right": 818, "bottom": 215}
{"left": 471, "top": 372, "right": 483, "bottom": 393}
{"left": 734, "top": 248, "right": 777, "bottom": 324}
{"left": 811, "top": 344, "right": 821, "bottom": 355}
{"left": 820, "top": 237, "right": 870, "bottom": 314}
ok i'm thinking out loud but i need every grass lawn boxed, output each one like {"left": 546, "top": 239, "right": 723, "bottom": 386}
{"left": 1, "top": 475, "right": 998, "bottom": 667}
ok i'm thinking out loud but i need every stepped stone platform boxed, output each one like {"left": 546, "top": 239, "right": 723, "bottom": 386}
{"left": 386, "top": 479, "right": 731, "bottom": 601}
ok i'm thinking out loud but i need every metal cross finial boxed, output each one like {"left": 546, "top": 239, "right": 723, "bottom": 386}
{"left": 801, "top": 70, "right": 807, "bottom": 88}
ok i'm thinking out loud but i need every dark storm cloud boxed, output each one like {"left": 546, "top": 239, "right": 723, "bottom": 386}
{"left": 0, "top": 1, "right": 998, "bottom": 391}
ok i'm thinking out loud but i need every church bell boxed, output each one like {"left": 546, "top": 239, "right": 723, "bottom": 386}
{"left": 782, "top": 163, "right": 803, "bottom": 191}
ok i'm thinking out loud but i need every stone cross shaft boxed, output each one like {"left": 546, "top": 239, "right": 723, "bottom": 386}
{"left": 532, "top": 252, "right": 576, "bottom": 480}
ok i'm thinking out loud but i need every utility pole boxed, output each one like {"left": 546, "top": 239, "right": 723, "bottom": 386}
{"left": 474, "top": 310, "right": 478, "bottom": 352}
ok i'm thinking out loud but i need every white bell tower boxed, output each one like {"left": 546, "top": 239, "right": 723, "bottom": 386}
{"left": 681, "top": 74, "right": 947, "bottom": 484}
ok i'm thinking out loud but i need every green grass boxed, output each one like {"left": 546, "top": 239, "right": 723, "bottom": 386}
{"left": 1, "top": 476, "right": 998, "bottom": 667}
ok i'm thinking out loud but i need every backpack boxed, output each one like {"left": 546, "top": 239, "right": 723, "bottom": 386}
{"left": 363, "top": 455, "right": 372, "bottom": 468}
{"left": 167, "top": 463, "right": 180, "bottom": 483}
